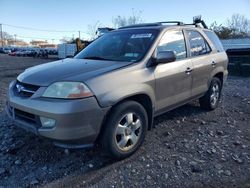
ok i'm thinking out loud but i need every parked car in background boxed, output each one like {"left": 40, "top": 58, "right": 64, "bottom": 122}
{"left": 3, "top": 49, "right": 11, "bottom": 54}
{"left": 0, "top": 47, "right": 4, "bottom": 53}
{"left": 6, "top": 18, "right": 228, "bottom": 159}
{"left": 37, "top": 49, "right": 48, "bottom": 58}
{"left": 3, "top": 47, "right": 58, "bottom": 58}
{"left": 96, "top": 27, "right": 115, "bottom": 37}
{"left": 8, "top": 51, "right": 17, "bottom": 56}
{"left": 16, "top": 50, "right": 25, "bottom": 56}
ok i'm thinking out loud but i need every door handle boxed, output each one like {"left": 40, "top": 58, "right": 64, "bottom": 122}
{"left": 211, "top": 61, "right": 217, "bottom": 67}
{"left": 185, "top": 67, "right": 193, "bottom": 74}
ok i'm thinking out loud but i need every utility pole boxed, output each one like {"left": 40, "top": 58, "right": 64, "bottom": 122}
{"left": 78, "top": 31, "right": 81, "bottom": 39}
{"left": 14, "top": 34, "right": 17, "bottom": 45}
{"left": 0, "top": 23, "right": 3, "bottom": 47}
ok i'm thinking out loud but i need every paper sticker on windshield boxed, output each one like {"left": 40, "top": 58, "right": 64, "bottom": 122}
{"left": 131, "top": 33, "right": 152, "bottom": 39}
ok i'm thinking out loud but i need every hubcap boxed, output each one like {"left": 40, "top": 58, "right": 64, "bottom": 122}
{"left": 115, "top": 113, "right": 142, "bottom": 151}
{"left": 210, "top": 83, "right": 220, "bottom": 106}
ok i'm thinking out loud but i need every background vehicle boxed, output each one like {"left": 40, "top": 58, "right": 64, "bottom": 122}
{"left": 3, "top": 49, "right": 11, "bottom": 54}
{"left": 96, "top": 27, "right": 115, "bottom": 37}
{"left": 6, "top": 18, "right": 228, "bottom": 159}
{"left": 2, "top": 47, "right": 57, "bottom": 58}
{"left": 0, "top": 47, "right": 4, "bottom": 53}
{"left": 58, "top": 39, "right": 90, "bottom": 59}
{"left": 8, "top": 51, "right": 17, "bottom": 56}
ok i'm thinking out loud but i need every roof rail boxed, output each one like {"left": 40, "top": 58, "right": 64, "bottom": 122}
{"left": 119, "top": 23, "right": 162, "bottom": 29}
{"left": 158, "top": 21, "right": 184, "bottom": 25}
{"left": 118, "top": 17, "right": 208, "bottom": 29}
{"left": 119, "top": 21, "right": 184, "bottom": 29}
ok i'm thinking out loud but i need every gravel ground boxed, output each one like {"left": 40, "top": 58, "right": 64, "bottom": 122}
{"left": 0, "top": 54, "right": 249, "bottom": 187}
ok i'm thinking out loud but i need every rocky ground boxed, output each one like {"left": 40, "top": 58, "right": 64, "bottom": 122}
{"left": 0, "top": 54, "right": 249, "bottom": 187}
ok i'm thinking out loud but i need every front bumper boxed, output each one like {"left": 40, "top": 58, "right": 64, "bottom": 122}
{"left": 6, "top": 82, "right": 110, "bottom": 147}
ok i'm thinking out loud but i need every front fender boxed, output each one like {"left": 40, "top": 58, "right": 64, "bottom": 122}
{"left": 85, "top": 64, "right": 156, "bottom": 108}
{"left": 96, "top": 83, "right": 155, "bottom": 108}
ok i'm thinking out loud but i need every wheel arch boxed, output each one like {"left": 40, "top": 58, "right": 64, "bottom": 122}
{"left": 109, "top": 93, "right": 154, "bottom": 129}
{"left": 97, "top": 93, "right": 154, "bottom": 142}
{"left": 118, "top": 94, "right": 154, "bottom": 130}
{"left": 213, "top": 72, "right": 224, "bottom": 85}
{"left": 209, "top": 67, "right": 224, "bottom": 88}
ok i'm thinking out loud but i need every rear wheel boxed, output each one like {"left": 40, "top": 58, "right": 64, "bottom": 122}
{"left": 102, "top": 101, "right": 148, "bottom": 159}
{"left": 199, "top": 77, "right": 222, "bottom": 110}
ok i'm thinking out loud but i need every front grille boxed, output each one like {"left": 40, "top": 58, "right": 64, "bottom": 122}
{"left": 14, "top": 80, "right": 40, "bottom": 97}
{"left": 14, "top": 109, "right": 41, "bottom": 128}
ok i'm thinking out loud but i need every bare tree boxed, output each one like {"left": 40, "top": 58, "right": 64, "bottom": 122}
{"left": 112, "top": 9, "right": 143, "bottom": 28}
{"left": 226, "top": 14, "right": 250, "bottom": 37}
{"left": 87, "top": 21, "right": 102, "bottom": 40}
{"left": 113, "top": 16, "right": 127, "bottom": 28}
{"left": 210, "top": 22, "right": 234, "bottom": 39}
{"left": 0, "top": 32, "right": 28, "bottom": 45}
{"left": 1, "top": 32, "right": 15, "bottom": 45}
{"left": 210, "top": 14, "right": 250, "bottom": 39}
{"left": 2, "top": 32, "right": 14, "bottom": 40}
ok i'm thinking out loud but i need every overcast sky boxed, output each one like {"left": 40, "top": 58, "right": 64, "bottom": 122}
{"left": 0, "top": 0, "right": 250, "bottom": 43}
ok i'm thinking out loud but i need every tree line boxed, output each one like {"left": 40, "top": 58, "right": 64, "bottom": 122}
{"left": 210, "top": 14, "right": 250, "bottom": 39}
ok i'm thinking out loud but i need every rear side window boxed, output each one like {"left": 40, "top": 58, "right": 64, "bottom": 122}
{"left": 204, "top": 30, "right": 224, "bottom": 52}
{"left": 157, "top": 30, "right": 187, "bottom": 60}
{"left": 187, "top": 30, "right": 211, "bottom": 57}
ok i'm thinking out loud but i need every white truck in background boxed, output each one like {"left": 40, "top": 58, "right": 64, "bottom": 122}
{"left": 58, "top": 43, "right": 77, "bottom": 59}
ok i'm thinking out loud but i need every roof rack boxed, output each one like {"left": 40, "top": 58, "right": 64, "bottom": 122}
{"left": 119, "top": 21, "right": 185, "bottom": 29}
{"left": 119, "top": 23, "right": 161, "bottom": 29}
{"left": 118, "top": 16, "right": 208, "bottom": 29}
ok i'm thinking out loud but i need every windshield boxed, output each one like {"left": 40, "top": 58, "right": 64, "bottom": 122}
{"left": 75, "top": 29, "right": 159, "bottom": 62}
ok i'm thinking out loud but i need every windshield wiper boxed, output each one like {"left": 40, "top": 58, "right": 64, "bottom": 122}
{"left": 83, "top": 56, "right": 112, "bottom": 61}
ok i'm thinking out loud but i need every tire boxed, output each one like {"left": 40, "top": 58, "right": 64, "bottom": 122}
{"left": 102, "top": 101, "right": 148, "bottom": 159}
{"left": 199, "top": 77, "right": 222, "bottom": 110}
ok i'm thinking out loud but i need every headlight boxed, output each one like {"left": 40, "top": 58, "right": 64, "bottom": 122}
{"left": 42, "top": 82, "right": 93, "bottom": 99}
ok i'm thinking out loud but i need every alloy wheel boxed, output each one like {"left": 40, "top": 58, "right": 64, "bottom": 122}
{"left": 115, "top": 113, "right": 142, "bottom": 151}
{"left": 210, "top": 83, "right": 220, "bottom": 106}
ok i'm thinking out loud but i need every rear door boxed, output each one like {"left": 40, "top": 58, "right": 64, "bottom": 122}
{"left": 154, "top": 29, "right": 193, "bottom": 113}
{"left": 184, "top": 29, "right": 213, "bottom": 97}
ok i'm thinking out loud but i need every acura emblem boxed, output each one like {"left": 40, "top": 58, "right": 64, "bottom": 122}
{"left": 16, "top": 84, "right": 24, "bottom": 93}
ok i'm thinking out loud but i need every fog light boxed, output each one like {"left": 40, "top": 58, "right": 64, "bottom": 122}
{"left": 40, "top": 117, "right": 56, "bottom": 128}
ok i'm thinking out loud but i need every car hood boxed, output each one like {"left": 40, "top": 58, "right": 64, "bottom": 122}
{"left": 17, "top": 58, "right": 133, "bottom": 86}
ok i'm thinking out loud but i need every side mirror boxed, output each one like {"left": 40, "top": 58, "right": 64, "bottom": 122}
{"left": 155, "top": 51, "right": 176, "bottom": 64}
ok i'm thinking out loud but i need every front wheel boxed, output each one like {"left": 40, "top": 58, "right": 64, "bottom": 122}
{"left": 199, "top": 77, "right": 222, "bottom": 110}
{"left": 102, "top": 101, "right": 148, "bottom": 159}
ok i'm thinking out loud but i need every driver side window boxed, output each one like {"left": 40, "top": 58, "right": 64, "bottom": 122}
{"left": 157, "top": 30, "right": 187, "bottom": 60}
